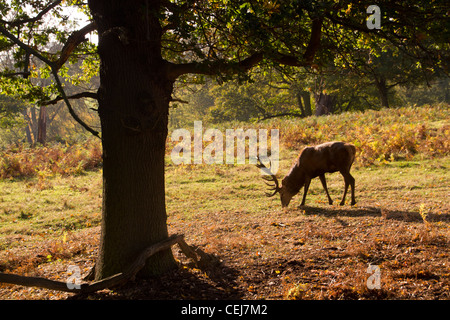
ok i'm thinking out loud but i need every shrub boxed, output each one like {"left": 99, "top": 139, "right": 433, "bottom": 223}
{"left": 0, "top": 139, "right": 102, "bottom": 179}
{"left": 266, "top": 104, "right": 449, "bottom": 166}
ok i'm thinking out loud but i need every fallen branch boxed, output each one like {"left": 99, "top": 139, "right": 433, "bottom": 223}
{"left": 0, "top": 234, "right": 202, "bottom": 295}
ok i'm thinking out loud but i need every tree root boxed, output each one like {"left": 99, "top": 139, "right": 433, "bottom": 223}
{"left": 0, "top": 234, "right": 209, "bottom": 295}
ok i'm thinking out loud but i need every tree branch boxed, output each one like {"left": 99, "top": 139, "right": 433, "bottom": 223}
{"left": 0, "top": 24, "right": 100, "bottom": 138}
{"left": 166, "top": 47, "right": 319, "bottom": 80}
{"left": 303, "top": 18, "right": 323, "bottom": 64}
{"left": 0, "top": 0, "right": 63, "bottom": 27}
{"left": 53, "top": 22, "right": 97, "bottom": 71}
{"left": 164, "top": 13, "right": 324, "bottom": 79}
{"left": 50, "top": 69, "right": 100, "bottom": 137}
{"left": 0, "top": 25, "right": 54, "bottom": 66}
{"left": 259, "top": 112, "right": 304, "bottom": 121}
{"left": 169, "top": 97, "right": 189, "bottom": 104}
{"left": 1, "top": 71, "right": 31, "bottom": 78}
{"left": 271, "top": 53, "right": 306, "bottom": 67}
{"left": 42, "top": 91, "right": 98, "bottom": 106}
{"left": 0, "top": 234, "right": 202, "bottom": 294}
{"left": 167, "top": 51, "right": 264, "bottom": 80}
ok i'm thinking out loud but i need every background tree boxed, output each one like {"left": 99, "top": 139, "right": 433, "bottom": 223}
{"left": 1, "top": 0, "right": 449, "bottom": 282}
{"left": 0, "top": 93, "right": 26, "bottom": 128}
{"left": 397, "top": 76, "right": 450, "bottom": 106}
{"left": 332, "top": 44, "right": 442, "bottom": 109}
{"left": 207, "top": 69, "right": 306, "bottom": 122}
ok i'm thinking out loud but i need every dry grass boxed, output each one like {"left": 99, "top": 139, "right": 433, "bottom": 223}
{"left": 0, "top": 138, "right": 102, "bottom": 179}
{"left": 1, "top": 155, "right": 447, "bottom": 300}
{"left": 256, "top": 104, "right": 448, "bottom": 168}
{"left": 0, "top": 104, "right": 448, "bottom": 300}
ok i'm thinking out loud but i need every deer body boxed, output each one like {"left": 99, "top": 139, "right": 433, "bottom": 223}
{"left": 258, "top": 141, "right": 356, "bottom": 208}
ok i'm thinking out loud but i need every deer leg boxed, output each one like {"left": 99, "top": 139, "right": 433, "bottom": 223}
{"left": 340, "top": 171, "right": 355, "bottom": 206}
{"left": 319, "top": 174, "right": 333, "bottom": 205}
{"left": 300, "top": 177, "right": 311, "bottom": 206}
{"left": 349, "top": 173, "right": 356, "bottom": 205}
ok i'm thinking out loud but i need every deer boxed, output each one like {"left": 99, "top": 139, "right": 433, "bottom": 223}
{"left": 257, "top": 141, "right": 356, "bottom": 208}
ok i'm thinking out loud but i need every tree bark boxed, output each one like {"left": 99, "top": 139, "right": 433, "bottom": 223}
{"left": 301, "top": 91, "right": 312, "bottom": 116}
{"left": 89, "top": 0, "right": 177, "bottom": 280}
{"left": 295, "top": 90, "right": 306, "bottom": 117}
{"left": 37, "top": 105, "right": 47, "bottom": 145}
{"left": 375, "top": 76, "right": 390, "bottom": 108}
{"left": 314, "top": 92, "right": 335, "bottom": 116}
{"left": 21, "top": 109, "right": 33, "bottom": 144}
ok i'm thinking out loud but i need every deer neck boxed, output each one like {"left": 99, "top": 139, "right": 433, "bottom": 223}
{"left": 282, "top": 165, "right": 306, "bottom": 194}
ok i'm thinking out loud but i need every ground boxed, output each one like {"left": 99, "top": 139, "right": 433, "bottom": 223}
{"left": 0, "top": 152, "right": 448, "bottom": 300}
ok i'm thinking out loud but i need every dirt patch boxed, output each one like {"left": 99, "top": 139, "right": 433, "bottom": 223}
{"left": 1, "top": 202, "right": 448, "bottom": 300}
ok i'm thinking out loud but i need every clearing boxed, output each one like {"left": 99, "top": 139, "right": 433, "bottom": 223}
{"left": 0, "top": 153, "right": 448, "bottom": 300}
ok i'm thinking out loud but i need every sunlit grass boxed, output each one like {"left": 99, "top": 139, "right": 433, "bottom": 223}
{"left": 0, "top": 103, "right": 448, "bottom": 299}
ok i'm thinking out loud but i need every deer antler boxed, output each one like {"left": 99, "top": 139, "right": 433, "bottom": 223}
{"left": 256, "top": 156, "right": 280, "bottom": 197}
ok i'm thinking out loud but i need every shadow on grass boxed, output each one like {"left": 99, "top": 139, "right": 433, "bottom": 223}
{"left": 69, "top": 257, "right": 244, "bottom": 300}
{"left": 299, "top": 205, "right": 450, "bottom": 223}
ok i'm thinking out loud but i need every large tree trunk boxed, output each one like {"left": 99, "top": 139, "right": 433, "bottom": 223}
{"left": 89, "top": 0, "right": 177, "bottom": 280}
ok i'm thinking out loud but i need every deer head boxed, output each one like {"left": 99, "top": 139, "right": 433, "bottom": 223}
{"left": 256, "top": 157, "right": 296, "bottom": 208}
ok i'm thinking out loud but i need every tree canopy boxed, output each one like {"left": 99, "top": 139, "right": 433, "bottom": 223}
{"left": 1, "top": 0, "right": 448, "bottom": 138}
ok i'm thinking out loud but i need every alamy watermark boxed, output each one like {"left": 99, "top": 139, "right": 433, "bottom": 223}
{"left": 64, "top": 263, "right": 381, "bottom": 291}
{"left": 66, "top": 265, "right": 81, "bottom": 290}
{"left": 170, "top": 121, "right": 280, "bottom": 174}
{"left": 366, "top": 264, "right": 381, "bottom": 289}
{"left": 367, "top": 5, "right": 381, "bottom": 30}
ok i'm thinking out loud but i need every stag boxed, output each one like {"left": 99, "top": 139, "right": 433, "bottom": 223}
{"left": 257, "top": 141, "right": 356, "bottom": 208}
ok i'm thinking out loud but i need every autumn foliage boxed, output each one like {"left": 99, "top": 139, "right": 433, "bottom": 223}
{"left": 270, "top": 104, "right": 449, "bottom": 166}
{"left": 0, "top": 139, "right": 102, "bottom": 179}
{"left": 1, "top": 104, "right": 448, "bottom": 180}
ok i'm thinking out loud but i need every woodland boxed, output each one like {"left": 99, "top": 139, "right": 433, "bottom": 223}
{"left": 0, "top": 0, "right": 449, "bottom": 302}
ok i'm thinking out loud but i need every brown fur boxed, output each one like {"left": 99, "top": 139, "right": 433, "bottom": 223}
{"left": 280, "top": 141, "right": 356, "bottom": 207}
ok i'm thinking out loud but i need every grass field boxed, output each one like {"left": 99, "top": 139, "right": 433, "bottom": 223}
{"left": 0, "top": 104, "right": 448, "bottom": 300}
